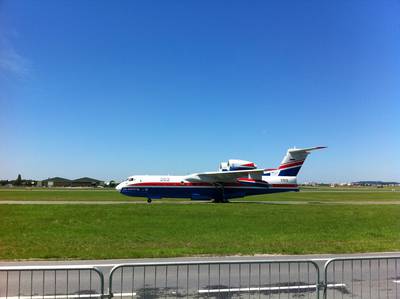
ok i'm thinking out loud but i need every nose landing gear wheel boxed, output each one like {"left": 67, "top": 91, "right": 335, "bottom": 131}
{"left": 147, "top": 198, "right": 152, "bottom": 203}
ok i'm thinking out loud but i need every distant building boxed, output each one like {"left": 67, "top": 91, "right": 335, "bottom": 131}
{"left": 42, "top": 177, "right": 72, "bottom": 187}
{"left": 353, "top": 181, "right": 400, "bottom": 186}
{"left": 71, "top": 177, "right": 104, "bottom": 187}
{"left": 23, "top": 180, "right": 38, "bottom": 187}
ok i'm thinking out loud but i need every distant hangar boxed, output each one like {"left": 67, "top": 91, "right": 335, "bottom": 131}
{"left": 41, "top": 177, "right": 104, "bottom": 187}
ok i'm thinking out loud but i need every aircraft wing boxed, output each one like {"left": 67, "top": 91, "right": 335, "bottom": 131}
{"left": 183, "top": 169, "right": 264, "bottom": 183}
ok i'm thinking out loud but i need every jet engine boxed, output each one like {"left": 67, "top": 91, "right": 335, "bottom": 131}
{"left": 219, "top": 162, "right": 229, "bottom": 172}
{"left": 219, "top": 159, "right": 257, "bottom": 171}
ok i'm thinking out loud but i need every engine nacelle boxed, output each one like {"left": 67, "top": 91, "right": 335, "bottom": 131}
{"left": 219, "top": 159, "right": 257, "bottom": 171}
{"left": 219, "top": 162, "right": 229, "bottom": 172}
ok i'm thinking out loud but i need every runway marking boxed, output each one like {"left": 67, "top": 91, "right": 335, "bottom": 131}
{"left": 326, "top": 283, "right": 347, "bottom": 288}
{"left": 198, "top": 283, "right": 345, "bottom": 293}
{"left": 111, "top": 293, "right": 136, "bottom": 297}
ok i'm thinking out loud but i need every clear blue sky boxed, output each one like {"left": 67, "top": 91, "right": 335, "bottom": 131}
{"left": 1, "top": 1, "right": 399, "bottom": 183}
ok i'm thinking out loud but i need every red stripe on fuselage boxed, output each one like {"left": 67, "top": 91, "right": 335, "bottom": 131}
{"left": 237, "top": 178, "right": 256, "bottom": 182}
{"left": 242, "top": 163, "right": 255, "bottom": 167}
{"left": 237, "top": 178, "right": 269, "bottom": 184}
{"left": 280, "top": 159, "right": 305, "bottom": 166}
{"left": 127, "top": 182, "right": 297, "bottom": 188}
{"left": 129, "top": 182, "right": 214, "bottom": 187}
{"left": 278, "top": 161, "right": 304, "bottom": 169}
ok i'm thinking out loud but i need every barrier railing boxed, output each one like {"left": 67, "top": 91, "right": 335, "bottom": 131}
{"left": 2, "top": 256, "right": 400, "bottom": 299}
{"left": 323, "top": 256, "right": 400, "bottom": 298}
{"left": 0, "top": 266, "right": 104, "bottom": 299}
{"left": 108, "top": 260, "right": 321, "bottom": 298}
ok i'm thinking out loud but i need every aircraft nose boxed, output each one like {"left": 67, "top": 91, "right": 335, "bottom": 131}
{"left": 115, "top": 182, "right": 124, "bottom": 191}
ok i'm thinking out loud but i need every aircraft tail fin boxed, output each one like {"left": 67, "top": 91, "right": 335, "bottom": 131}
{"left": 276, "top": 146, "right": 326, "bottom": 176}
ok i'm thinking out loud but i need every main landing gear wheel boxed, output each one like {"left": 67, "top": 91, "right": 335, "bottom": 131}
{"left": 147, "top": 198, "right": 152, "bottom": 203}
{"left": 213, "top": 198, "right": 229, "bottom": 203}
{"left": 213, "top": 183, "right": 229, "bottom": 203}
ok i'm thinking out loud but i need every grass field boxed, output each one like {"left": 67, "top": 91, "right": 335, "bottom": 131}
{"left": 243, "top": 190, "right": 400, "bottom": 202}
{"left": 1, "top": 203, "right": 400, "bottom": 260}
{"left": 0, "top": 187, "right": 399, "bottom": 202}
{"left": 0, "top": 188, "right": 399, "bottom": 260}
{"left": 0, "top": 188, "right": 124, "bottom": 201}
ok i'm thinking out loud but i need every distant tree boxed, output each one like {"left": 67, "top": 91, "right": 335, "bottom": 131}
{"left": 15, "top": 174, "right": 22, "bottom": 186}
{"left": 108, "top": 180, "right": 117, "bottom": 188}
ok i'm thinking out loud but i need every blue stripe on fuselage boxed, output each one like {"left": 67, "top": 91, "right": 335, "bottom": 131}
{"left": 120, "top": 186, "right": 297, "bottom": 200}
{"left": 278, "top": 166, "right": 301, "bottom": 176}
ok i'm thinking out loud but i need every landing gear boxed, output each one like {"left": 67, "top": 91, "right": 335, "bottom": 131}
{"left": 213, "top": 198, "right": 229, "bottom": 203}
{"left": 147, "top": 198, "right": 152, "bottom": 203}
{"left": 213, "top": 183, "right": 229, "bottom": 203}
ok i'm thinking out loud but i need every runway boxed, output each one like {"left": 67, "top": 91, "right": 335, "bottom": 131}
{"left": 1, "top": 253, "right": 400, "bottom": 298}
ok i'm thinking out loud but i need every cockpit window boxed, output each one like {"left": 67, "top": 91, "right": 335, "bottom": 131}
{"left": 128, "top": 178, "right": 134, "bottom": 181}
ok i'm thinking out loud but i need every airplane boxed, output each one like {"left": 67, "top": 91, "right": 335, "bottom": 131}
{"left": 116, "top": 146, "right": 326, "bottom": 203}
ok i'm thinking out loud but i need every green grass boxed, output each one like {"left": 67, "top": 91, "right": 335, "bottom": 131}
{"left": 0, "top": 188, "right": 137, "bottom": 201}
{"left": 0, "top": 188, "right": 399, "bottom": 260}
{"left": 237, "top": 190, "right": 400, "bottom": 202}
{"left": 1, "top": 204, "right": 400, "bottom": 260}
{"left": 301, "top": 186, "right": 400, "bottom": 191}
{"left": 0, "top": 188, "right": 399, "bottom": 202}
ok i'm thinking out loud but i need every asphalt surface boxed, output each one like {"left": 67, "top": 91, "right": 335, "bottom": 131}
{"left": 1, "top": 253, "right": 400, "bottom": 298}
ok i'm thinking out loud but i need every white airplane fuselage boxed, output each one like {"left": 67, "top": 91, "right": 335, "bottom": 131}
{"left": 116, "top": 174, "right": 298, "bottom": 201}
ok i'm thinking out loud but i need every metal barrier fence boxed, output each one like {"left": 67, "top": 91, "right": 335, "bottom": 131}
{"left": 108, "top": 260, "right": 321, "bottom": 298}
{"left": 0, "top": 266, "right": 104, "bottom": 299}
{"left": 2, "top": 256, "right": 400, "bottom": 299}
{"left": 323, "top": 256, "right": 400, "bottom": 299}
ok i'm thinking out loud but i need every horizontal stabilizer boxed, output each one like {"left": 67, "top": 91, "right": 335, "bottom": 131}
{"left": 288, "top": 146, "right": 327, "bottom": 153}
